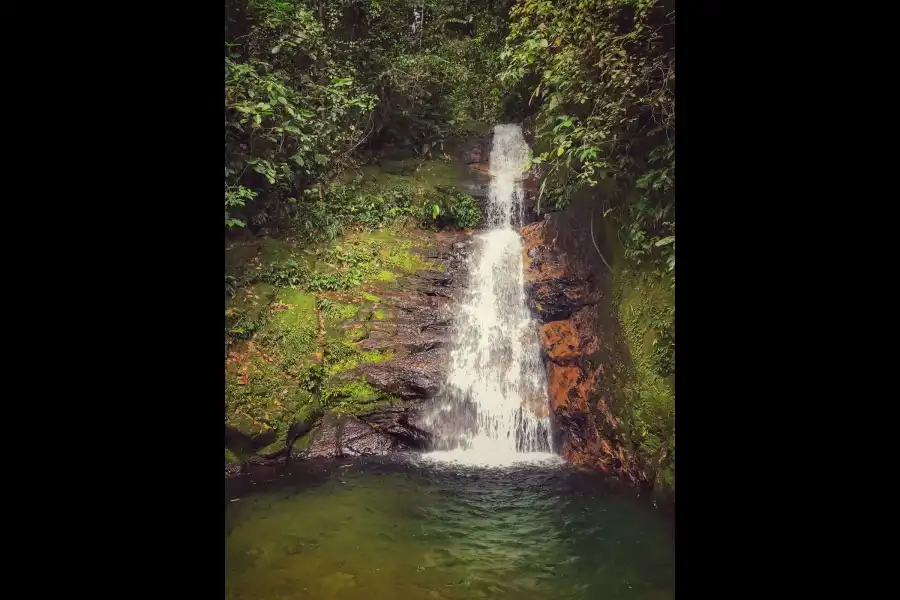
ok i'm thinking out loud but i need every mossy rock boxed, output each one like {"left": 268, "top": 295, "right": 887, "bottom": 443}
{"left": 322, "top": 370, "right": 401, "bottom": 415}
{"left": 225, "top": 206, "right": 454, "bottom": 468}
{"left": 371, "top": 307, "right": 395, "bottom": 321}
{"left": 253, "top": 288, "right": 319, "bottom": 374}
{"left": 225, "top": 238, "right": 261, "bottom": 279}
{"left": 322, "top": 300, "right": 363, "bottom": 337}
{"left": 226, "top": 283, "right": 278, "bottom": 339}
{"left": 258, "top": 236, "right": 299, "bottom": 264}
{"left": 351, "top": 157, "right": 467, "bottom": 195}
{"left": 322, "top": 337, "right": 393, "bottom": 378}
{"left": 225, "top": 448, "right": 242, "bottom": 467}
{"left": 225, "top": 342, "right": 320, "bottom": 442}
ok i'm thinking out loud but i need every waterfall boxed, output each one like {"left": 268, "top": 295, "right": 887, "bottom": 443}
{"left": 425, "top": 124, "right": 554, "bottom": 466}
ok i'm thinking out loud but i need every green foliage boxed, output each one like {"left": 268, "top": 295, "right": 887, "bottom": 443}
{"left": 225, "top": 0, "right": 510, "bottom": 236}
{"left": 298, "top": 364, "right": 326, "bottom": 394}
{"left": 501, "top": 0, "right": 675, "bottom": 274}
{"left": 259, "top": 258, "right": 309, "bottom": 287}
{"left": 650, "top": 317, "right": 675, "bottom": 377}
{"left": 447, "top": 191, "right": 482, "bottom": 228}
{"left": 249, "top": 230, "right": 431, "bottom": 295}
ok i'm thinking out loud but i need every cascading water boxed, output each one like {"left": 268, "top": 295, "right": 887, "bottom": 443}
{"left": 425, "top": 124, "right": 555, "bottom": 466}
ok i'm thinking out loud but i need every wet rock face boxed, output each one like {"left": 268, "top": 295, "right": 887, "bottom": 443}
{"left": 522, "top": 217, "right": 637, "bottom": 481}
{"left": 299, "top": 408, "right": 431, "bottom": 459}
{"left": 521, "top": 221, "right": 600, "bottom": 321}
{"left": 287, "top": 230, "right": 473, "bottom": 463}
{"left": 361, "top": 348, "right": 450, "bottom": 399}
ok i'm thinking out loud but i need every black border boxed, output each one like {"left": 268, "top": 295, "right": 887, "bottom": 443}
{"left": 94, "top": 3, "right": 225, "bottom": 596}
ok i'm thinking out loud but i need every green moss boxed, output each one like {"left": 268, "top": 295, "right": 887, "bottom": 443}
{"left": 323, "top": 340, "right": 359, "bottom": 376}
{"left": 258, "top": 237, "right": 298, "bottom": 264}
{"left": 231, "top": 283, "right": 276, "bottom": 311}
{"left": 323, "top": 301, "right": 363, "bottom": 338}
{"left": 323, "top": 340, "right": 393, "bottom": 376}
{"left": 345, "top": 324, "right": 368, "bottom": 342}
{"left": 338, "top": 303, "right": 359, "bottom": 320}
{"left": 292, "top": 430, "right": 314, "bottom": 452}
{"left": 373, "top": 309, "right": 386, "bottom": 320}
{"left": 323, "top": 378, "right": 401, "bottom": 415}
{"left": 360, "top": 349, "right": 392, "bottom": 364}
{"left": 253, "top": 288, "right": 319, "bottom": 373}
{"left": 225, "top": 240, "right": 260, "bottom": 279}
{"left": 227, "top": 283, "right": 277, "bottom": 338}
{"left": 257, "top": 432, "right": 289, "bottom": 457}
{"left": 384, "top": 249, "right": 426, "bottom": 273}
{"left": 601, "top": 218, "right": 675, "bottom": 495}
{"left": 353, "top": 157, "right": 467, "bottom": 195}
{"left": 225, "top": 352, "right": 319, "bottom": 444}
{"left": 302, "top": 231, "right": 432, "bottom": 291}
{"left": 273, "top": 288, "right": 317, "bottom": 325}
{"left": 361, "top": 292, "right": 382, "bottom": 302}
{"left": 225, "top": 448, "right": 241, "bottom": 466}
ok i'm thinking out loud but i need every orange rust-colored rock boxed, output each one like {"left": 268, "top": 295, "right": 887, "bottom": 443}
{"left": 599, "top": 438, "right": 614, "bottom": 456}
{"left": 570, "top": 306, "right": 601, "bottom": 355}
{"left": 546, "top": 363, "right": 588, "bottom": 412}
{"left": 522, "top": 217, "right": 636, "bottom": 483}
{"left": 521, "top": 222, "right": 568, "bottom": 283}
{"left": 539, "top": 320, "right": 580, "bottom": 361}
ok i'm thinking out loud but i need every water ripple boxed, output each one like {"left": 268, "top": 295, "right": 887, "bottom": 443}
{"left": 226, "top": 457, "right": 674, "bottom": 600}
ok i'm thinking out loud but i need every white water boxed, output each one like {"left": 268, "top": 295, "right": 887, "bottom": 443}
{"left": 425, "top": 124, "right": 556, "bottom": 467}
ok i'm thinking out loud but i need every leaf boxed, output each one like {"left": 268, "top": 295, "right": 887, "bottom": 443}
{"left": 655, "top": 236, "right": 675, "bottom": 247}
{"left": 557, "top": 145, "right": 565, "bottom": 156}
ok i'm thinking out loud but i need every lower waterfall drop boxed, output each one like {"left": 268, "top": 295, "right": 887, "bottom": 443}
{"left": 425, "top": 124, "right": 555, "bottom": 466}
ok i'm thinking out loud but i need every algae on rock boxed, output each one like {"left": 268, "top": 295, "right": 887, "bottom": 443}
{"left": 225, "top": 216, "right": 451, "bottom": 465}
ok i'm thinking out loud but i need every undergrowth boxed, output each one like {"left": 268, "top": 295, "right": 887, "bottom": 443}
{"left": 612, "top": 264, "right": 675, "bottom": 495}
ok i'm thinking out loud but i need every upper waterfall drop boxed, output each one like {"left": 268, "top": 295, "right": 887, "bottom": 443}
{"left": 424, "top": 124, "right": 556, "bottom": 466}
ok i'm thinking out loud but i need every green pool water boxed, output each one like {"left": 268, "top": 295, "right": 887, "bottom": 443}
{"left": 225, "top": 456, "right": 674, "bottom": 600}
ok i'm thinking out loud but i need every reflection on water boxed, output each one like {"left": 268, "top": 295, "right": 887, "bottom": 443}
{"left": 226, "top": 457, "right": 674, "bottom": 600}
